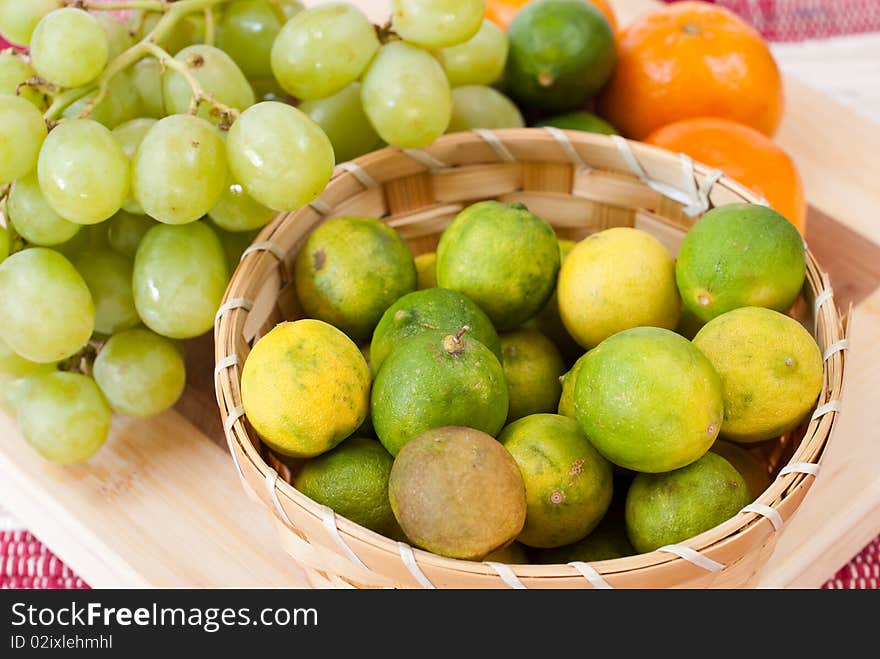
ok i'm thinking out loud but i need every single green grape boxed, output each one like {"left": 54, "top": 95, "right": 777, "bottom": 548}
{"left": 0, "top": 248, "right": 94, "bottom": 363}
{"left": 0, "top": 51, "right": 49, "bottom": 110}
{"left": 37, "top": 119, "right": 130, "bottom": 225}
{"left": 212, "top": 223, "right": 259, "bottom": 273}
{"left": 55, "top": 223, "right": 109, "bottom": 261}
{"left": 29, "top": 8, "right": 108, "bottom": 88}
{"left": 267, "top": 0, "right": 304, "bottom": 21}
{"left": 249, "top": 76, "right": 288, "bottom": 103}
{"left": 361, "top": 42, "right": 452, "bottom": 148}
{"left": 0, "top": 94, "right": 47, "bottom": 185}
{"left": 447, "top": 85, "right": 525, "bottom": 132}
{"left": 270, "top": 3, "right": 379, "bottom": 101}
{"left": 130, "top": 58, "right": 165, "bottom": 119}
{"left": 133, "top": 222, "right": 228, "bottom": 339}
{"left": 0, "top": 225, "right": 8, "bottom": 264}
{"left": 73, "top": 249, "right": 139, "bottom": 336}
{"left": 95, "top": 13, "right": 135, "bottom": 60}
{"left": 0, "top": 337, "right": 56, "bottom": 415}
{"left": 132, "top": 114, "right": 227, "bottom": 225}
{"left": 438, "top": 19, "right": 508, "bottom": 87}
{"left": 7, "top": 173, "right": 80, "bottom": 246}
{"left": 208, "top": 179, "right": 276, "bottom": 233}
{"left": 226, "top": 101, "right": 334, "bottom": 211}
{"left": 162, "top": 44, "right": 255, "bottom": 123}
{"left": 0, "top": 0, "right": 59, "bottom": 46}
{"left": 217, "top": 0, "right": 282, "bottom": 80}
{"left": 112, "top": 118, "right": 157, "bottom": 214}
{"left": 61, "top": 70, "right": 142, "bottom": 129}
{"left": 391, "top": 0, "right": 485, "bottom": 49}
{"left": 93, "top": 328, "right": 186, "bottom": 418}
{"left": 299, "top": 83, "right": 384, "bottom": 164}
{"left": 106, "top": 210, "right": 157, "bottom": 259}
{"left": 17, "top": 371, "right": 111, "bottom": 464}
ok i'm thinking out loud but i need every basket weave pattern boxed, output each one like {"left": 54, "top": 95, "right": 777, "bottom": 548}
{"left": 214, "top": 129, "right": 847, "bottom": 589}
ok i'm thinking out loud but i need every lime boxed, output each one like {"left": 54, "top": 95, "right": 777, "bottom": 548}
{"left": 558, "top": 228, "right": 680, "bottom": 349}
{"left": 676, "top": 203, "right": 806, "bottom": 323}
{"left": 693, "top": 306, "right": 823, "bottom": 443}
{"left": 241, "top": 319, "right": 370, "bottom": 457}
{"left": 414, "top": 252, "right": 437, "bottom": 289}
{"left": 388, "top": 426, "right": 527, "bottom": 560}
{"left": 370, "top": 287, "right": 501, "bottom": 376}
{"left": 294, "top": 216, "right": 416, "bottom": 342}
{"left": 710, "top": 440, "right": 771, "bottom": 499}
{"left": 293, "top": 437, "right": 397, "bottom": 535}
{"left": 536, "top": 111, "right": 618, "bottom": 135}
{"left": 625, "top": 452, "right": 752, "bottom": 553}
{"left": 535, "top": 514, "right": 634, "bottom": 563}
{"left": 371, "top": 328, "right": 508, "bottom": 456}
{"left": 505, "top": 0, "right": 616, "bottom": 112}
{"left": 557, "top": 351, "right": 588, "bottom": 419}
{"left": 436, "top": 200, "right": 560, "bottom": 330}
{"left": 500, "top": 329, "right": 565, "bottom": 422}
{"left": 574, "top": 327, "right": 723, "bottom": 473}
{"left": 500, "top": 413, "right": 613, "bottom": 548}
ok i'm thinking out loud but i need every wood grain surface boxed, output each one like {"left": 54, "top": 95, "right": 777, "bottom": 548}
{"left": 0, "top": 0, "right": 877, "bottom": 588}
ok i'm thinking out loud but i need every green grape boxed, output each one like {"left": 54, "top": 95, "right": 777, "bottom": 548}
{"left": 0, "top": 94, "right": 47, "bottom": 185}
{"left": 226, "top": 101, "right": 334, "bottom": 211}
{"left": 0, "top": 248, "right": 94, "bottom": 363}
{"left": 72, "top": 249, "right": 139, "bottom": 336}
{"left": 300, "top": 83, "right": 384, "bottom": 163}
{"left": 361, "top": 42, "right": 452, "bottom": 148}
{"left": 447, "top": 85, "right": 525, "bottom": 132}
{"left": 7, "top": 173, "right": 80, "bottom": 246}
{"left": 30, "top": 8, "right": 108, "bottom": 88}
{"left": 61, "top": 70, "right": 142, "bottom": 129}
{"left": 162, "top": 44, "right": 255, "bottom": 123}
{"left": 208, "top": 179, "right": 276, "bottom": 233}
{"left": 17, "top": 371, "right": 111, "bottom": 464}
{"left": 249, "top": 76, "right": 288, "bottom": 103}
{"left": 106, "top": 210, "right": 157, "bottom": 259}
{"left": 55, "top": 223, "right": 109, "bottom": 260}
{"left": 93, "top": 328, "right": 186, "bottom": 418}
{"left": 0, "top": 224, "right": 8, "bottom": 263}
{"left": 133, "top": 222, "right": 228, "bottom": 339}
{"left": 0, "top": 337, "right": 56, "bottom": 415}
{"left": 270, "top": 3, "right": 379, "bottom": 101}
{"left": 95, "top": 13, "right": 135, "bottom": 60}
{"left": 132, "top": 114, "right": 227, "bottom": 225}
{"left": 37, "top": 119, "right": 130, "bottom": 225}
{"left": 438, "top": 19, "right": 508, "bottom": 87}
{"left": 0, "top": 51, "right": 49, "bottom": 110}
{"left": 267, "top": 0, "right": 304, "bottom": 21}
{"left": 212, "top": 223, "right": 259, "bottom": 272}
{"left": 217, "top": 0, "right": 282, "bottom": 80}
{"left": 112, "top": 118, "right": 157, "bottom": 214}
{"left": 0, "top": 0, "right": 59, "bottom": 46}
{"left": 391, "top": 0, "right": 485, "bottom": 49}
{"left": 130, "top": 58, "right": 165, "bottom": 119}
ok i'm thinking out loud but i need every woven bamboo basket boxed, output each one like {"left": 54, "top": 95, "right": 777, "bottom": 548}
{"left": 214, "top": 128, "right": 848, "bottom": 589}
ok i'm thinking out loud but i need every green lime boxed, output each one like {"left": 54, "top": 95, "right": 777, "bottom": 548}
{"left": 414, "top": 252, "right": 437, "bottom": 289}
{"left": 557, "top": 351, "right": 588, "bottom": 419}
{"left": 574, "top": 327, "right": 723, "bottom": 473}
{"left": 437, "top": 200, "right": 560, "bottom": 330}
{"left": 500, "top": 413, "right": 613, "bottom": 548}
{"left": 535, "top": 513, "right": 634, "bottom": 563}
{"left": 370, "top": 287, "right": 501, "bottom": 376}
{"left": 693, "top": 306, "right": 823, "bottom": 443}
{"left": 388, "top": 426, "right": 527, "bottom": 560}
{"left": 505, "top": 0, "right": 616, "bottom": 112}
{"left": 536, "top": 111, "right": 618, "bottom": 135}
{"left": 294, "top": 216, "right": 416, "bottom": 342}
{"left": 625, "top": 452, "right": 752, "bottom": 553}
{"left": 241, "top": 319, "right": 371, "bottom": 457}
{"left": 371, "top": 328, "right": 508, "bottom": 456}
{"left": 676, "top": 203, "right": 806, "bottom": 323}
{"left": 500, "top": 329, "right": 565, "bottom": 422}
{"left": 293, "top": 437, "right": 396, "bottom": 535}
{"left": 710, "top": 440, "right": 771, "bottom": 499}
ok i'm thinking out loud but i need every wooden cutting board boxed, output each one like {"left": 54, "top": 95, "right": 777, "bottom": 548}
{"left": 0, "top": 0, "right": 878, "bottom": 588}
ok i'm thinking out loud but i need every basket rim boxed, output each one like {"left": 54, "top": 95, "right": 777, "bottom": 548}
{"left": 213, "top": 128, "right": 847, "bottom": 588}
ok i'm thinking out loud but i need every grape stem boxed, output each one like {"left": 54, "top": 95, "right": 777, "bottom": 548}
{"left": 45, "top": 0, "right": 232, "bottom": 121}
{"left": 203, "top": 7, "right": 215, "bottom": 47}
{"left": 64, "top": 0, "right": 168, "bottom": 11}
{"left": 142, "top": 42, "right": 239, "bottom": 127}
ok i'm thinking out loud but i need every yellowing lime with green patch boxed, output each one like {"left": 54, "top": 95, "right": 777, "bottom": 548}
{"left": 500, "top": 413, "right": 613, "bottom": 548}
{"left": 241, "top": 319, "right": 371, "bottom": 457}
{"left": 558, "top": 227, "right": 680, "bottom": 349}
{"left": 693, "top": 306, "right": 823, "bottom": 443}
{"left": 500, "top": 329, "right": 565, "bottom": 423}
